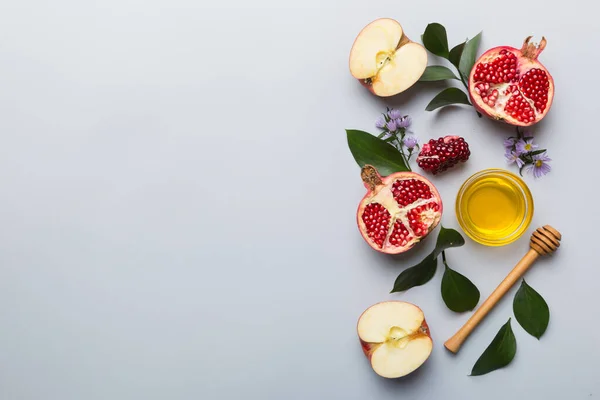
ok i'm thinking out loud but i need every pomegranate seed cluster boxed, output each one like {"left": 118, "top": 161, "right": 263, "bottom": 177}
{"left": 389, "top": 221, "right": 412, "bottom": 247}
{"left": 473, "top": 82, "right": 499, "bottom": 107}
{"left": 519, "top": 68, "right": 549, "bottom": 113}
{"left": 504, "top": 92, "right": 535, "bottom": 123}
{"left": 361, "top": 203, "right": 391, "bottom": 249}
{"left": 473, "top": 49, "right": 519, "bottom": 84}
{"left": 392, "top": 179, "right": 433, "bottom": 207}
{"left": 417, "top": 137, "right": 470, "bottom": 174}
{"left": 407, "top": 203, "right": 441, "bottom": 237}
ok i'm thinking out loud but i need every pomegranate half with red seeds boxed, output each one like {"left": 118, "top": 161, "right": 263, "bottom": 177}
{"left": 357, "top": 165, "right": 443, "bottom": 254}
{"left": 468, "top": 36, "right": 554, "bottom": 126}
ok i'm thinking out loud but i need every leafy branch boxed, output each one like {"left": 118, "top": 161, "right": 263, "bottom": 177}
{"left": 419, "top": 23, "right": 482, "bottom": 114}
{"left": 391, "top": 226, "right": 480, "bottom": 313}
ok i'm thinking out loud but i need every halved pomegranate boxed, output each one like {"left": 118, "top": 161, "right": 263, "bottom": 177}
{"left": 468, "top": 36, "right": 554, "bottom": 126}
{"left": 357, "top": 165, "right": 443, "bottom": 254}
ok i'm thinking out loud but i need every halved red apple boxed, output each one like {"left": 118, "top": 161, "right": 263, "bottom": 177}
{"left": 357, "top": 301, "right": 433, "bottom": 378}
{"left": 349, "top": 19, "right": 427, "bottom": 97}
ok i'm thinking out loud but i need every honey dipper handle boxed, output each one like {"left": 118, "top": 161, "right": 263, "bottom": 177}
{"left": 444, "top": 249, "right": 540, "bottom": 353}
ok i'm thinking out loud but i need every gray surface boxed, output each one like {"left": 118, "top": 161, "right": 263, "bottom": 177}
{"left": 0, "top": 1, "right": 595, "bottom": 399}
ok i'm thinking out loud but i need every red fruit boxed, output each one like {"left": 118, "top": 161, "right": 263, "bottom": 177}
{"left": 356, "top": 165, "right": 443, "bottom": 254}
{"left": 468, "top": 36, "right": 555, "bottom": 126}
{"left": 416, "top": 136, "right": 470, "bottom": 174}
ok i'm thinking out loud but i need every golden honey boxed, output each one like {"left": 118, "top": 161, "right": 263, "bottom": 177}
{"left": 456, "top": 169, "right": 534, "bottom": 246}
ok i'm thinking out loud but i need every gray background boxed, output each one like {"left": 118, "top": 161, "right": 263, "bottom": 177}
{"left": 0, "top": 1, "right": 595, "bottom": 399}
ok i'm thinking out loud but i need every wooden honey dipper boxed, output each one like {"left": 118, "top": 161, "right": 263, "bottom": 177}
{"left": 444, "top": 225, "right": 561, "bottom": 354}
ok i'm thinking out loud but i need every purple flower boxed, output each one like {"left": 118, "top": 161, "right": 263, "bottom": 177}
{"left": 386, "top": 119, "right": 398, "bottom": 132}
{"left": 403, "top": 135, "right": 418, "bottom": 149}
{"left": 526, "top": 152, "right": 552, "bottom": 178}
{"left": 504, "top": 137, "right": 516, "bottom": 149}
{"left": 388, "top": 109, "right": 403, "bottom": 120}
{"left": 375, "top": 116, "right": 386, "bottom": 129}
{"left": 505, "top": 151, "right": 524, "bottom": 168}
{"left": 515, "top": 138, "right": 538, "bottom": 154}
{"left": 396, "top": 116, "right": 412, "bottom": 129}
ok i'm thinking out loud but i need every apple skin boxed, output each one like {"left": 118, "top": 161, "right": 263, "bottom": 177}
{"left": 360, "top": 340, "right": 380, "bottom": 358}
{"left": 418, "top": 317, "right": 431, "bottom": 340}
{"left": 358, "top": 78, "right": 376, "bottom": 95}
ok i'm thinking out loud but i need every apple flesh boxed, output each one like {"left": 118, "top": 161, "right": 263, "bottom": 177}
{"left": 357, "top": 301, "right": 433, "bottom": 378}
{"left": 349, "top": 19, "right": 427, "bottom": 97}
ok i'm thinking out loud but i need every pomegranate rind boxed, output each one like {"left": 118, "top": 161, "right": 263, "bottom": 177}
{"left": 468, "top": 42, "right": 555, "bottom": 127}
{"left": 356, "top": 171, "right": 443, "bottom": 254}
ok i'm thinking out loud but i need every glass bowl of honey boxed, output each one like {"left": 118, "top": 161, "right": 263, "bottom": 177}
{"left": 455, "top": 169, "right": 534, "bottom": 246}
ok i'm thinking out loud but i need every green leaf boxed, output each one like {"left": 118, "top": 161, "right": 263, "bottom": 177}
{"left": 422, "top": 23, "right": 449, "bottom": 58}
{"left": 425, "top": 88, "right": 471, "bottom": 111}
{"left": 346, "top": 130, "right": 409, "bottom": 176}
{"left": 433, "top": 226, "right": 465, "bottom": 258}
{"left": 391, "top": 253, "right": 437, "bottom": 293}
{"left": 449, "top": 41, "right": 466, "bottom": 69}
{"left": 470, "top": 318, "right": 517, "bottom": 376}
{"left": 513, "top": 279, "right": 550, "bottom": 339}
{"left": 419, "top": 66, "right": 459, "bottom": 82}
{"left": 529, "top": 149, "right": 548, "bottom": 156}
{"left": 441, "top": 264, "right": 480, "bottom": 312}
{"left": 458, "top": 32, "right": 482, "bottom": 83}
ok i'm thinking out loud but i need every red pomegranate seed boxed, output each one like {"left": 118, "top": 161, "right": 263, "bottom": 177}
{"left": 361, "top": 203, "right": 391, "bottom": 248}
{"left": 416, "top": 136, "right": 471, "bottom": 175}
{"left": 504, "top": 92, "right": 536, "bottom": 123}
{"left": 391, "top": 178, "right": 433, "bottom": 207}
{"left": 407, "top": 202, "right": 441, "bottom": 235}
{"left": 388, "top": 220, "right": 413, "bottom": 247}
{"left": 518, "top": 68, "right": 549, "bottom": 112}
